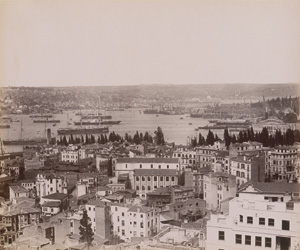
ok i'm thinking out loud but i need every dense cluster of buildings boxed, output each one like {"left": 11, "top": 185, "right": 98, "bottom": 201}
{"left": 0, "top": 139, "right": 299, "bottom": 249}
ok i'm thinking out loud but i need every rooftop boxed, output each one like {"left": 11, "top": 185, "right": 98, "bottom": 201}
{"left": 134, "top": 169, "right": 177, "bottom": 176}
{"left": 239, "top": 182, "right": 300, "bottom": 194}
{"left": 117, "top": 157, "right": 179, "bottom": 164}
{"left": 42, "top": 201, "right": 61, "bottom": 207}
{"left": 42, "top": 193, "right": 68, "bottom": 200}
{"left": 10, "top": 185, "right": 28, "bottom": 193}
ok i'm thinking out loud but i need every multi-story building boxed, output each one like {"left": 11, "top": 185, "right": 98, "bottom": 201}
{"left": 0, "top": 198, "right": 40, "bottom": 246}
{"left": 195, "top": 146, "right": 218, "bottom": 169}
{"left": 203, "top": 172, "right": 236, "bottom": 211}
{"left": 9, "top": 185, "right": 29, "bottom": 203}
{"left": 229, "top": 141, "right": 263, "bottom": 157}
{"left": 85, "top": 200, "right": 111, "bottom": 239}
{"left": 147, "top": 185, "right": 194, "bottom": 208}
{"left": 267, "top": 145, "right": 298, "bottom": 181}
{"left": 36, "top": 173, "right": 67, "bottom": 198}
{"left": 206, "top": 182, "right": 300, "bottom": 250}
{"left": 115, "top": 157, "right": 180, "bottom": 188}
{"left": 110, "top": 204, "right": 160, "bottom": 242}
{"left": 133, "top": 169, "right": 178, "bottom": 199}
{"left": 184, "top": 167, "right": 211, "bottom": 197}
{"left": 172, "top": 147, "right": 197, "bottom": 169}
{"left": 230, "top": 152, "right": 265, "bottom": 187}
{"left": 60, "top": 145, "right": 86, "bottom": 163}
{"left": 211, "top": 151, "right": 230, "bottom": 173}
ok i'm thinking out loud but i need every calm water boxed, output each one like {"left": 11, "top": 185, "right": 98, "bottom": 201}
{"left": 1, "top": 109, "right": 225, "bottom": 153}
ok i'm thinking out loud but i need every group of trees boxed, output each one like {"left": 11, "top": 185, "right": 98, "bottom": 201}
{"left": 56, "top": 127, "right": 165, "bottom": 146}
{"left": 223, "top": 127, "right": 300, "bottom": 148}
{"left": 190, "top": 127, "right": 300, "bottom": 149}
{"left": 190, "top": 130, "right": 220, "bottom": 147}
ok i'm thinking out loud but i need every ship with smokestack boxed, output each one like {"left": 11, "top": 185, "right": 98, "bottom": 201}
{"left": 57, "top": 127, "right": 109, "bottom": 135}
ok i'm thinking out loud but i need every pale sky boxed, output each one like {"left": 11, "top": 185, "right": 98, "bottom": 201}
{"left": 0, "top": 0, "right": 300, "bottom": 87}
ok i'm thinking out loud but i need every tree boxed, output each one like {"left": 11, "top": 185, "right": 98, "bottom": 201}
{"left": 224, "top": 128, "right": 231, "bottom": 149}
{"left": 206, "top": 130, "right": 215, "bottom": 146}
{"left": 154, "top": 127, "right": 165, "bottom": 145}
{"left": 79, "top": 210, "right": 94, "bottom": 249}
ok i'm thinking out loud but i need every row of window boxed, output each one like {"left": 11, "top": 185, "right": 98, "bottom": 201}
{"left": 240, "top": 216, "right": 290, "bottom": 230}
{"left": 136, "top": 176, "right": 175, "bottom": 182}
{"left": 125, "top": 164, "right": 178, "bottom": 169}
{"left": 218, "top": 231, "right": 272, "bottom": 247}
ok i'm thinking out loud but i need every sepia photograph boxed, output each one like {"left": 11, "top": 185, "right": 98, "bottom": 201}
{"left": 0, "top": 0, "right": 300, "bottom": 249}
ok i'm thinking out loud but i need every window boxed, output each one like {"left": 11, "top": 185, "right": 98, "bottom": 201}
{"left": 265, "top": 237, "right": 271, "bottom": 248}
{"left": 140, "top": 164, "right": 142, "bottom": 168}
{"left": 142, "top": 186, "right": 145, "bottom": 190}
{"left": 239, "top": 215, "right": 243, "bottom": 222}
{"left": 218, "top": 231, "right": 225, "bottom": 240}
{"left": 122, "top": 229, "right": 125, "bottom": 236}
{"left": 151, "top": 164, "right": 153, "bottom": 168}
{"left": 136, "top": 185, "right": 139, "bottom": 190}
{"left": 154, "top": 177, "right": 157, "bottom": 181}
{"left": 121, "top": 220, "right": 124, "bottom": 226}
{"left": 268, "top": 218, "right": 274, "bottom": 226}
{"left": 245, "top": 235, "right": 251, "bottom": 245}
{"left": 235, "top": 234, "right": 242, "bottom": 244}
{"left": 140, "top": 214, "right": 143, "bottom": 218}
{"left": 115, "top": 207, "right": 118, "bottom": 211}
{"left": 259, "top": 218, "right": 265, "bottom": 225}
{"left": 89, "top": 207, "right": 91, "bottom": 211}
{"left": 140, "top": 222, "right": 144, "bottom": 228}
{"left": 122, "top": 212, "right": 124, "bottom": 216}
{"left": 117, "top": 216, "right": 120, "bottom": 222}
{"left": 159, "top": 165, "right": 161, "bottom": 169}
{"left": 282, "top": 220, "right": 290, "bottom": 230}
{"left": 166, "top": 177, "right": 169, "bottom": 181}
{"left": 171, "top": 176, "right": 175, "bottom": 181}
{"left": 255, "top": 236, "right": 262, "bottom": 246}
{"left": 160, "top": 177, "right": 163, "bottom": 181}
{"left": 148, "top": 177, "right": 151, "bottom": 181}
{"left": 142, "top": 177, "right": 145, "bottom": 181}
{"left": 247, "top": 216, "right": 253, "bottom": 224}
{"left": 136, "top": 177, "right": 139, "bottom": 181}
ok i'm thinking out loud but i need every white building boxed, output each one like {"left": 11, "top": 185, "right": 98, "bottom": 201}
{"left": 36, "top": 173, "right": 66, "bottom": 198}
{"left": 115, "top": 157, "right": 180, "bottom": 188}
{"left": 85, "top": 199, "right": 111, "bottom": 239}
{"left": 267, "top": 145, "right": 298, "bottom": 181}
{"left": 173, "top": 148, "right": 197, "bottom": 169}
{"left": 60, "top": 145, "right": 86, "bottom": 163}
{"left": 203, "top": 172, "right": 236, "bottom": 211}
{"left": 110, "top": 203, "right": 160, "bottom": 242}
{"left": 133, "top": 169, "right": 178, "bottom": 199}
{"left": 206, "top": 182, "right": 300, "bottom": 250}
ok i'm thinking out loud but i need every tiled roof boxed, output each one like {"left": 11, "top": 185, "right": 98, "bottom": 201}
{"left": 42, "top": 193, "right": 68, "bottom": 200}
{"left": 42, "top": 201, "right": 61, "bottom": 207}
{"left": 128, "top": 205, "right": 152, "bottom": 213}
{"left": 134, "top": 169, "right": 177, "bottom": 176}
{"left": 10, "top": 185, "right": 28, "bottom": 193}
{"left": 117, "top": 157, "right": 179, "bottom": 164}
{"left": 86, "top": 199, "right": 106, "bottom": 207}
{"left": 239, "top": 182, "right": 300, "bottom": 194}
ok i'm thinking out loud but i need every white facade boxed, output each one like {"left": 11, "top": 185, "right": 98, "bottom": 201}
{"left": 115, "top": 158, "right": 180, "bottom": 187}
{"left": 61, "top": 150, "right": 79, "bottom": 163}
{"left": 36, "top": 173, "right": 65, "bottom": 198}
{"left": 110, "top": 204, "right": 160, "bottom": 242}
{"left": 206, "top": 184, "right": 300, "bottom": 250}
{"left": 203, "top": 172, "right": 236, "bottom": 211}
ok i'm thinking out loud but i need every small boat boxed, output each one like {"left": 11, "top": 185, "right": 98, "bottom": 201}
{"left": 180, "top": 117, "right": 184, "bottom": 120}
{"left": 53, "top": 124, "right": 57, "bottom": 127}
{"left": 188, "top": 123, "right": 192, "bottom": 125}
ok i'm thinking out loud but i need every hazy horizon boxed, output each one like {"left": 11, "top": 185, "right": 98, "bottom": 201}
{"left": 1, "top": 0, "right": 300, "bottom": 88}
